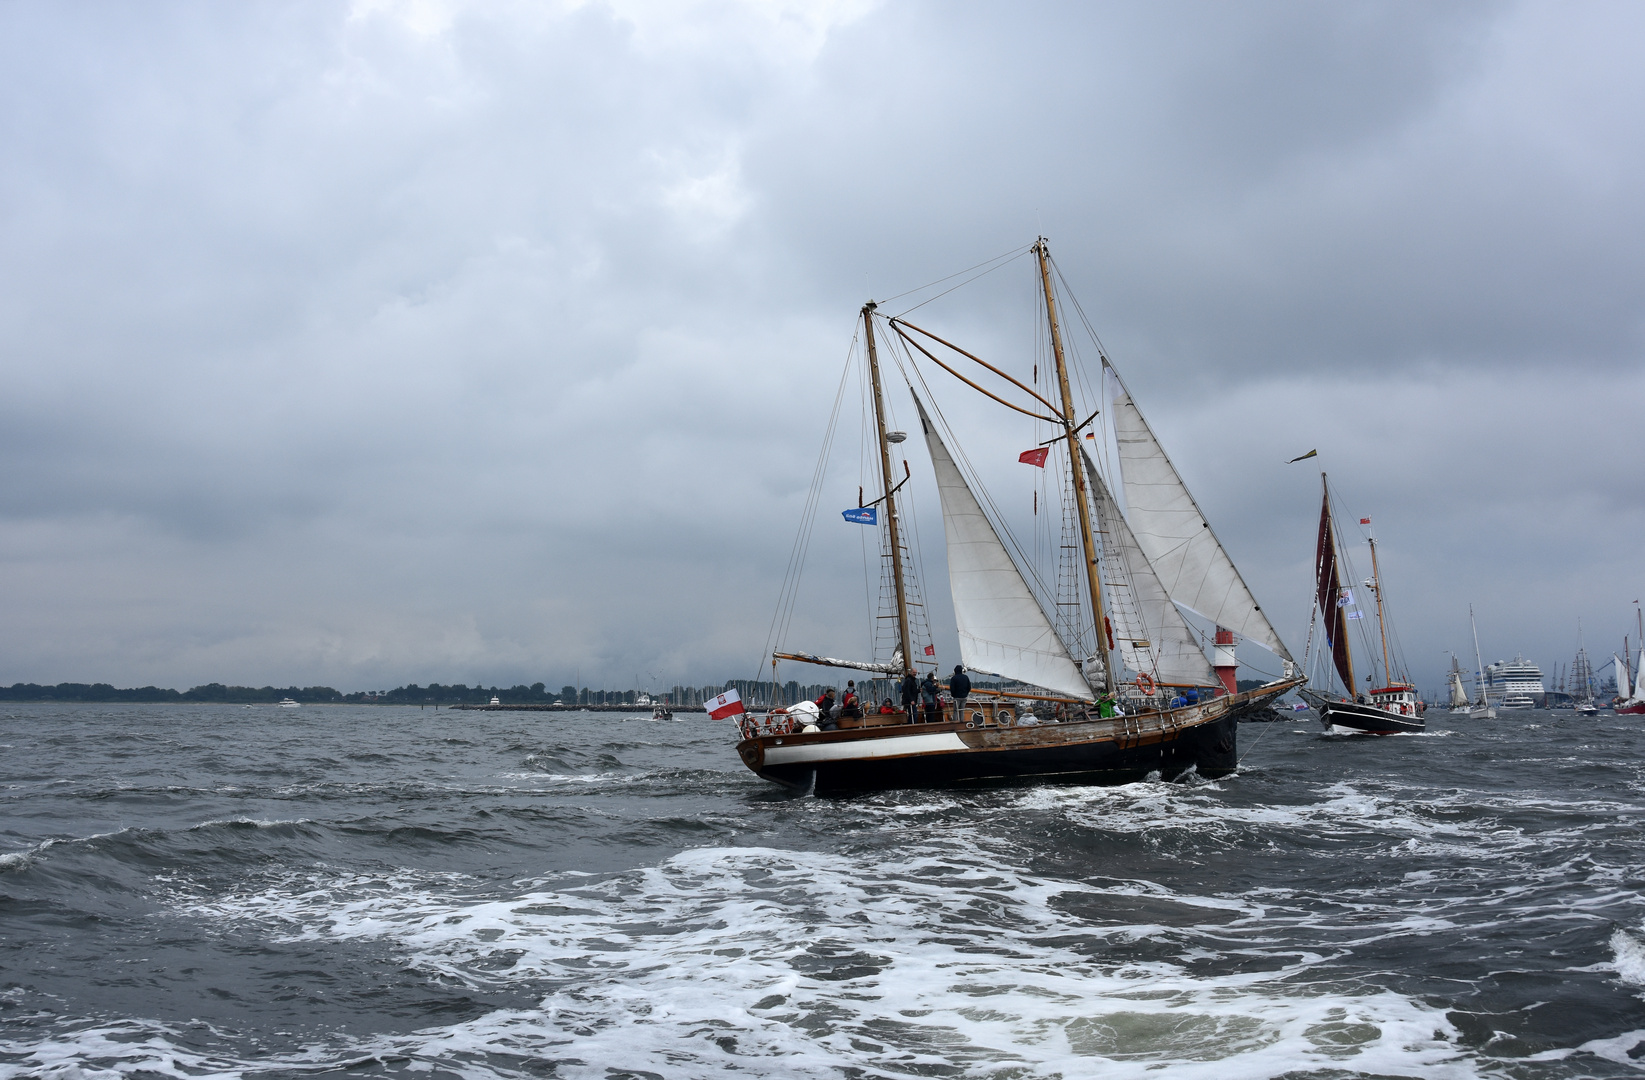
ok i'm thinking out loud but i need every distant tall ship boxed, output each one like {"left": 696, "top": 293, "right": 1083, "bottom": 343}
{"left": 1298, "top": 476, "right": 1424, "bottom": 735}
{"left": 1484, "top": 657, "right": 1544, "bottom": 710}
{"left": 1446, "top": 655, "right": 1469, "bottom": 711}
{"left": 1615, "top": 606, "right": 1645, "bottom": 715}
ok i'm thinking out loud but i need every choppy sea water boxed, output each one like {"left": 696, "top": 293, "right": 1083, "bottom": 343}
{"left": 4, "top": 706, "right": 1645, "bottom": 1078}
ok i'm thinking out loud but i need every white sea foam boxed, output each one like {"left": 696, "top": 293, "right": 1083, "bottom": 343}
{"left": 0, "top": 851, "right": 30, "bottom": 873}
{"left": 12, "top": 770, "right": 1639, "bottom": 1079}
{"left": 189, "top": 817, "right": 313, "bottom": 830}
{"left": 154, "top": 841, "right": 1496, "bottom": 1080}
{"left": 1610, "top": 929, "right": 1645, "bottom": 986}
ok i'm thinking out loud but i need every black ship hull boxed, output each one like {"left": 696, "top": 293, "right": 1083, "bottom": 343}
{"left": 1300, "top": 689, "right": 1425, "bottom": 735}
{"left": 736, "top": 681, "right": 1300, "bottom": 792}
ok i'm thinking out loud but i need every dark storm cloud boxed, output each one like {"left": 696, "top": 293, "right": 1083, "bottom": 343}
{"left": 0, "top": 0, "right": 1638, "bottom": 693}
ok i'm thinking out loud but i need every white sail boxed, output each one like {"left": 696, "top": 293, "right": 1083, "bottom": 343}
{"left": 1448, "top": 664, "right": 1469, "bottom": 707}
{"left": 913, "top": 395, "right": 1094, "bottom": 700}
{"left": 1109, "top": 368, "right": 1293, "bottom": 662}
{"left": 1616, "top": 654, "right": 1630, "bottom": 701}
{"left": 1082, "top": 447, "right": 1218, "bottom": 687}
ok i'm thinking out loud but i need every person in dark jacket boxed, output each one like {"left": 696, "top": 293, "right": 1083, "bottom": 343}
{"left": 921, "top": 672, "right": 941, "bottom": 724}
{"left": 900, "top": 672, "right": 919, "bottom": 721}
{"left": 841, "top": 680, "right": 861, "bottom": 719}
{"left": 814, "top": 688, "right": 837, "bottom": 730}
{"left": 949, "top": 665, "right": 971, "bottom": 722}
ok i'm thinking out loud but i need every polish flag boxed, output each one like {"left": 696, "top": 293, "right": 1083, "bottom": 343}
{"left": 1019, "top": 447, "right": 1050, "bottom": 467}
{"left": 706, "top": 689, "right": 745, "bottom": 719}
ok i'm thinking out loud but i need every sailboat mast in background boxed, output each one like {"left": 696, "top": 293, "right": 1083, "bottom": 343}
{"left": 1366, "top": 527, "right": 1394, "bottom": 687}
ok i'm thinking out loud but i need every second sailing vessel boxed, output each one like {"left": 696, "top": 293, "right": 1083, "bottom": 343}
{"left": 735, "top": 240, "right": 1301, "bottom": 791}
{"left": 1446, "top": 655, "right": 1469, "bottom": 712}
{"left": 1299, "top": 475, "right": 1424, "bottom": 735}
{"left": 1617, "top": 607, "right": 1645, "bottom": 715}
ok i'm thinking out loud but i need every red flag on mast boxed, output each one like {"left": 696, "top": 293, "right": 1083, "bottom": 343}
{"left": 1018, "top": 447, "right": 1049, "bottom": 467}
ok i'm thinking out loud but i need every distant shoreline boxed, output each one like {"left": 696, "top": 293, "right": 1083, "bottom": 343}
{"left": 0, "top": 681, "right": 710, "bottom": 708}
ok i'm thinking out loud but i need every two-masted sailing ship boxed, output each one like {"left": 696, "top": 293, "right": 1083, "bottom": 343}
{"left": 1616, "top": 607, "right": 1645, "bottom": 715}
{"left": 733, "top": 240, "right": 1301, "bottom": 791}
{"left": 1299, "top": 475, "right": 1425, "bottom": 734}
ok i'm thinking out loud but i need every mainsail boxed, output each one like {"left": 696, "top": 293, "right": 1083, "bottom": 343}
{"left": 1616, "top": 653, "right": 1630, "bottom": 701}
{"left": 1082, "top": 447, "right": 1218, "bottom": 687}
{"left": 912, "top": 394, "right": 1094, "bottom": 700}
{"left": 1315, "top": 486, "right": 1355, "bottom": 693}
{"left": 1108, "top": 368, "right": 1292, "bottom": 662}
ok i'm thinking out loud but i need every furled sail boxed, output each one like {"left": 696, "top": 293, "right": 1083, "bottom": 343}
{"left": 1109, "top": 368, "right": 1293, "bottom": 663}
{"left": 1082, "top": 447, "right": 1218, "bottom": 687}
{"left": 772, "top": 652, "right": 904, "bottom": 675}
{"left": 912, "top": 394, "right": 1094, "bottom": 700}
{"left": 1315, "top": 487, "right": 1355, "bottom": 693}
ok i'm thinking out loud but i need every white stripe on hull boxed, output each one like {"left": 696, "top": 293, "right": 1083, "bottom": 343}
{"left": 762, "top": 732, "right": 970, "bottom": 765}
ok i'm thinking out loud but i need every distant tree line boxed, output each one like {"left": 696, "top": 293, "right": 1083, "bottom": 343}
{"left": 0, "top": 682, "right": 343, "bottom": 703}
{"left": 0, "top": 673, "right": 1036, "bottom": 707}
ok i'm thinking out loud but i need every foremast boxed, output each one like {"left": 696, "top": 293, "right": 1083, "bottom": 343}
{"left": 1316, "top": 473, "right": 1356, "bottom": 696}
{"left": 863, "top": 302, "right": 915, "bottom": 675}
{"left": 1034, "top": 239, "right": 1115, "bottom": 696}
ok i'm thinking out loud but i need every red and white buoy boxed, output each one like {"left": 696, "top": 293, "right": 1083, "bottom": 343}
{"left": 1214, "top": 627, "right": 1238, "bottom": 696}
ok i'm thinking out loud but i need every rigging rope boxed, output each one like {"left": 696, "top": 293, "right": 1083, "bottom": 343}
{"left": 889, "top": 248, "right": 1033, "bottom": 319}
{"left": 757, "top": 329, "right": 858, "bottom": 687}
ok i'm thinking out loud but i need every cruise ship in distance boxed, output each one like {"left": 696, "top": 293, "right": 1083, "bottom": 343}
{"left": 1485, "top": 656, "right": 1544, "bottom": 709}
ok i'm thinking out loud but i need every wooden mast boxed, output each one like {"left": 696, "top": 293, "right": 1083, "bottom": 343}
{"left": 1367, "top": 530, "right": 1395, "bottom": 688}
{"left": 1033, "top": 239, "right": 1114, "bottom": 696}
{"left": 862, "top": 302, "right": 915, "bottom": 675}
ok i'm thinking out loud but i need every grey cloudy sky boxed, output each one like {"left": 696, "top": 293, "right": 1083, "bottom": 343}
{"left": 2, "top": 0, "right": 1640, "bottom": 695}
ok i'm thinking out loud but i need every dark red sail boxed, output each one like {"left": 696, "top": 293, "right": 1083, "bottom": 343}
{"left": 1315, "top": 484, "right": 1355, "bottom": 694}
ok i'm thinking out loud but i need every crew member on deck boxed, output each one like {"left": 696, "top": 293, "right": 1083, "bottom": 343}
{"left": 921, "top": 672, "right": 941, "bottom": 724}
{"left": 841, "top": 681, "right": 861, "bottom": 720}
{"left": 949, "top": 665, "right": 971, "bottom": 722}
{"left": 815, "top": 688, "right": 837, "bottom": 730}
{"left": 900, "top": 672, "right": 919, "bottom": 720}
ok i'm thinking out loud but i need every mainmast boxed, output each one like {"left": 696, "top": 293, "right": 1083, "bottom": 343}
{"left": 1366, "top": 528, "right": 1395, "bottom": 687}
{"left": 862, "top": 302, "right": 914, "bottom": 674}
{"left": 1033, "top": 239, "right": 1114, "bottom": 695}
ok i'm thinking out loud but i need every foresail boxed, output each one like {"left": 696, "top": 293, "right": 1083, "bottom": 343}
{"left": 912, "top": 394, "right": 1094, "bottom": 701}
{"left": 1082, "top": 447, "right": 1218, "bottom": 687}
{"left": 1109, "top": 371, "right": 1293, "bottom": 662}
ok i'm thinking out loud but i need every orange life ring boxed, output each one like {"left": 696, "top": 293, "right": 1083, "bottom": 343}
{"left": 1135, "top": 672, "right": 1157, "bottom": 695}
